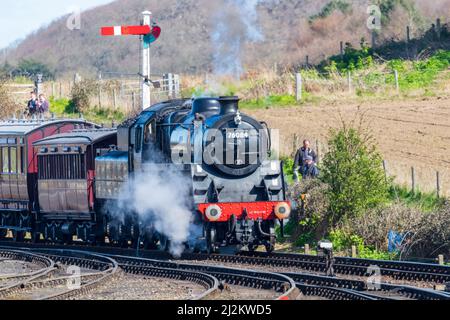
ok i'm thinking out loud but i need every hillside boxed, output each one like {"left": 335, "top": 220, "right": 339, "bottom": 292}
{"left": 3, "top": 0, "right": 450, "bottom": 77}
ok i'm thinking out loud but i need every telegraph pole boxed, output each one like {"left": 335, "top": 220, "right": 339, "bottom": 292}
{"left": 141, "top": 11, "right": 152, "bottom": 109}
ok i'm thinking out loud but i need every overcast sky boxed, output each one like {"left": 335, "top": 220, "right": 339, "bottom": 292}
{"left": 0, "top": 0, "right": 113, "bottom": 49}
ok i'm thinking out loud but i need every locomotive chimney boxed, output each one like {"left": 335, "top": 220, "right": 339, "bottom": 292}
{"left": 219, "top": 96, "right": 240, "bottom": 115}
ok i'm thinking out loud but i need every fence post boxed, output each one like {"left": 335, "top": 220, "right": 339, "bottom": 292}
{"left": 436, "top": 171, "right": 440, "bottom": 199}
{"left": 295, "top": 72, "right": 302, "bottom": 102}
{"left": 305, "top": 244, "right": 310, "bottom": 255}
{"left": 174, "top": 74, "right": 180, "bottom": 98}
{"left": 411, "top": 167, "right": 416, "bottom": 194}
{"left": 394, "top": 70, "right": 400, "bottom": 93}
{"left": 406, "top": 26, "right": 411, "bottom": 43}
{"left": 347, "top": 71, "right": 352, "bottom": 92}
{"left": 59, "top": 82, "right": 62, "bottom": 98}
{"left": 292, "top": 133, "right": 299, "bottom": 156}
{"left": 340, "top": 41, "right": 344, "bottom": 59}
{"left": 305, "top": 55, "right": 309, "bottom": 68}
{"left": 315, "top": 140, "right": 320, "bottom": 164}
{"left": 113, "top": 89, "right": 117, "bottom": 109}
{"left": 371, "top": 30, "right": 377, "bottom": 48}
{"left": 436, "top": 18, "right": 441, "bottom": 40}
{"left": 51, "top": 82, "right": 55, "bottom": 98}
{"left": 382, "top": 160, "right": 388, "bottom": 183}
{"left": 132, "top": 91, "right": 136, "bottom": 112}
{"left": 98, "top": 87, "right": 102, "bottom": 108}
{"left": 438, "top": 255, "right": 444, "bottom": 266}
{"left": 352, "top": 245, "right": 357, "bottom": 258}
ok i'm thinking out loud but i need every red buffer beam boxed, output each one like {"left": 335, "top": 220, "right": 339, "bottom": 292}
{"left": 101, "top": 25, "right": 151, "bottom": 36}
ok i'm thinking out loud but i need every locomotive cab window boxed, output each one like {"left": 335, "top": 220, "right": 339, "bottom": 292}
{"left": 144, "top": 120, "right": 156, "bottom": 144}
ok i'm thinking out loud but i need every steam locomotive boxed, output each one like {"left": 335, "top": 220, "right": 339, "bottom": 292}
{"left": 0, "top": 97, "right": 291, "bottom": 253}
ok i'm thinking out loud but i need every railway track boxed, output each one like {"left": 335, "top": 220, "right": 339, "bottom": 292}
{"left": 243, "top": 251, "right": 450, "bottom": 282}
{"left": 1, "top": 242, "right": 449, "bottom": 300}
{"left": 97, "top": 254, "right": 449, "bottom": 300}
{"left": 0, "top": 250, "right": 56, "bottom": 299}
{"left": 0, "top": 249, "right": 118, "bottom": 300}
{"left": 1, "top": 248, "right": 221, "bottom": 300}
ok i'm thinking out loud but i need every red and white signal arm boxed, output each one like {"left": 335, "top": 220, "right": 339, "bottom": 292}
{"left": 100, "top": 24, "right": 161, "bottom": 43}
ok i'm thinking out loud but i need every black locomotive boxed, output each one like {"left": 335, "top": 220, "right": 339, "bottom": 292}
{"left": 0, "top": 97, "right": 291, "bottom": 253}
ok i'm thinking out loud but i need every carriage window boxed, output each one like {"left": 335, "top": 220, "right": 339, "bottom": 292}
{"left": 38, "top": 154, "right": 86, "bottom": 180}
{"left": 19, "top": 146, "right": 25, "bottom": 173}
{"left": 1, "top": 147, "right": 9, "bottom": 173}
{"left": 10, "top": 147, "right": 17, "bottom": 174}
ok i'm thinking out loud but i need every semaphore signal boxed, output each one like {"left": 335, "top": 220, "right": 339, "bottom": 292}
{"left": 100, "top": 11, "right": 161, "bottom": 110}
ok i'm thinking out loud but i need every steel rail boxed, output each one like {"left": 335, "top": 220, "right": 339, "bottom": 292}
{"left": 120, "top": 264, "right": 220, "bottom": 300}
{"left": 27, "top": 249, "right": 119, "bottom": 300}
{"left": 0, "top": 250, "right": 56, "bottom": 299}
{"left": 284, "top": 272, "right": 449, "bottom": 300}
{"left": 1, "top": 245, "right": 221, "bottom": 300}
{"left": 107, "top": 254, "right": 300, "bottom": 301}
{"left": 1, "top": 242, "right": 448, "bottom": 299}
{"left": 242, "top": 251, "right": 450, "bottom": 280}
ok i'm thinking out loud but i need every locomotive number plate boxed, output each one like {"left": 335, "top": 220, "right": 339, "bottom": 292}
{"left": 226, "top": 130, "right": 249, "bottom": 139}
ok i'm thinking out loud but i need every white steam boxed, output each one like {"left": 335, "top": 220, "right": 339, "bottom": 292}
{"left": 112, "top": 163, "right": 194, "bottom": 257}
{"left": 212, "top": 0, "right": 264, "bottom": 77}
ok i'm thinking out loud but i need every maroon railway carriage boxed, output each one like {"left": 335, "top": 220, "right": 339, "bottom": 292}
{"left": 0, "top": 117, "right": 98, "bottom": 241}
{"left": 32, "top": 129, "right": 117, "bottom": 243}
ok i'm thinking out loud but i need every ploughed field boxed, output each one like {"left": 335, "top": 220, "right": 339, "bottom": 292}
{"left": 247, "top": 95, "right": 450, "bottom": 197}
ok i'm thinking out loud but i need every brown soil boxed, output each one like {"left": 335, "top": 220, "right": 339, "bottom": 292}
{"left": 247, "top": 96, "right": 450, "bottom": 196}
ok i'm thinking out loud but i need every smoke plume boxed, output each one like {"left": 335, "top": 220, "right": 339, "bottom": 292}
{"left": 211, "top": 0, "right": 264, "bottom": 77}
{"left": 111, "top": 161, "right": 194, "bottom": 257}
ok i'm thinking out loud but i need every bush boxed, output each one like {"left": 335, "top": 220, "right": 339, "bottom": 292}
{"left": 338, "top": 200, "right": 450, "bottom": 259}
{"left": 70, "top": 80, "right": 99, "bottom": 113}
{"left": 285, "top": 179, "right": 331, "bottom": 245}
{"left": 321, "top": 118, "right": 390, "bottom": 224}
{"left": 0, "top": 80, "right": 22, "bottom": 119}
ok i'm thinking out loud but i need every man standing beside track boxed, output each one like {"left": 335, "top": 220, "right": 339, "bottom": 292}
{"left": 293, "top": 140, "right": 319, "bottom": 181}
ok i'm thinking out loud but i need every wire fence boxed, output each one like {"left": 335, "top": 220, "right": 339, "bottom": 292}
{"left": 290, "top": 136, "right": 449, "bottom": 199}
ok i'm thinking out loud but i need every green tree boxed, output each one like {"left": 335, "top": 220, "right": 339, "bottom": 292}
{"left": 321, "top": 119, "right": 390, "bottom": 224}
{"left": 17, "top": 59, "right": 54, "bottom": 79}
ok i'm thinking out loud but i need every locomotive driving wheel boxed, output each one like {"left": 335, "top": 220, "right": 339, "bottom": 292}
{"left": 206, "top": 224, "right": 218, "bottom": 254}
{"left": 264, "top": 222, "right": 276, "bottom": 253}
{"left": 158, "top": 234, "right": 170, "bottom": 252}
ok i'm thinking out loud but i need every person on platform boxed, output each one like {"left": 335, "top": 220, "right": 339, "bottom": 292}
{"left": 38, "top": 94, "right": 50, "bottom": 114}
{"left": 26, "top": 91, "right": 38, "bottom": 115}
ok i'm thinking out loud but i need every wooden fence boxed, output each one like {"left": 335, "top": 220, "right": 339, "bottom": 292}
{"left": 8, "top": 73, "right": 181, "bottom": 114}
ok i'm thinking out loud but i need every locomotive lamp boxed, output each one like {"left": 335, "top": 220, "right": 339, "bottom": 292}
{"left": 274, "top": 202, "right": 291, "bottom": 220}
{"left": 205, "top": 205, "right": 223, "bottom": 222}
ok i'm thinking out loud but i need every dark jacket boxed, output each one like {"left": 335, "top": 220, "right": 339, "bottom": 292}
{"left": 27, "top": 99, "right": 38, "bottom": 114}
{"left": 293, "top": 147, "right": 317, "bottom": 169}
